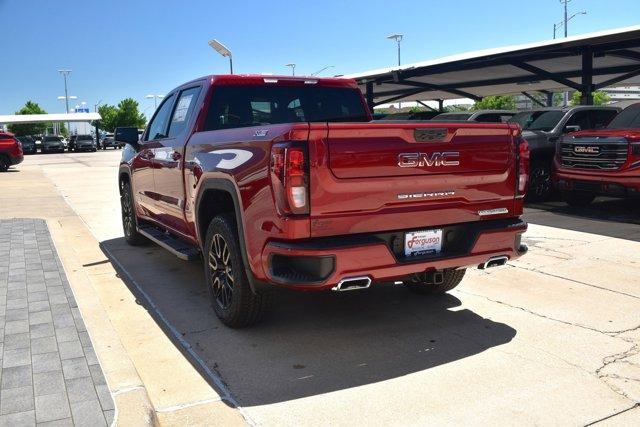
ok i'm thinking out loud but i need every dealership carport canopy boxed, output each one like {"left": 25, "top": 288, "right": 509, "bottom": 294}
{"left": 0, "top": 112, "right": 101, "bottom": 124}
{"left": 345, "top": 25, "right": 640, "bottom": 108}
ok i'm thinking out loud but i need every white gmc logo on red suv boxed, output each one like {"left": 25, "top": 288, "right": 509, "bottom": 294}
{"left": 398, "top": 152, "right": 460, "bottom": 167}
{"left": 573, "top": 146, "right": 600, "bottom": 154}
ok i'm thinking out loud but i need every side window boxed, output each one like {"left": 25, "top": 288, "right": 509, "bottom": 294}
{"left": 168, "top": 87, "right": 201, "bottom": 138}
{"left": 566, "top": 110, "right": 591, "bottom": 130}
{"left": 591, "top": 110, "right": 617, "bottom": 129}
{"left": 145, "top": 94, "right": 176, "bottom": 141}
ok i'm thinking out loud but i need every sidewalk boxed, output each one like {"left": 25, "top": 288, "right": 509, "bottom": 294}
{"left": 0, "top": 160, "right": 245, "bottom": 426}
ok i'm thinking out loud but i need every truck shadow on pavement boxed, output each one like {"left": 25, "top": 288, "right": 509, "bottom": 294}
{"left": 524, "top": 197, "right": 640, "bottom": 241}
{"left": 100, "top": 237, "right": 516, "bottom": 406}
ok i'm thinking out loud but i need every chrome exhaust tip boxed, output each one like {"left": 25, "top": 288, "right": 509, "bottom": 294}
{"left": 478, "top": 256, "right": 509, "bottom": 270}
{"left": 331, "top": 276, "right": 372, "bottom": 292}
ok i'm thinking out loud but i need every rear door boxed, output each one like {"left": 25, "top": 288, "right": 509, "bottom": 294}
{"left": 309, "top": 122, "right": 518, "bottom": 237}
{"left": 151, "top": 85, "right": 202, "bottom": 236}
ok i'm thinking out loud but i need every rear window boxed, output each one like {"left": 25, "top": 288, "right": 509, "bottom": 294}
{"left": 528, "top": 110, "right": 565, "bottom": 131}
{"left": 77, "top": 135, "right": 93, "bottom": 141}
{"left": 607, "top": 106, "right": 640, "bottom": 129}
{"left": 432, "top": 112, "right": 472, "bottom": 121}
{"left": 204, "top": 85, "right": 368, "bottom": 131}
{"left": 44, "top": 136, "right": 61, "bottom": 141}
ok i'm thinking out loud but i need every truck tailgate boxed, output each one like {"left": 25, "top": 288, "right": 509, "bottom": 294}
{"left": 309, "top": 122, "right": 519, "bottom": 237}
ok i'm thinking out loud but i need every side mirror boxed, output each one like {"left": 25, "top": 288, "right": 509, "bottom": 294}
{"left": 115, "top": 127, "right": 141, "bottom": 150}
{"left": 564, "top": 125, "right": 581, "bottom": 133}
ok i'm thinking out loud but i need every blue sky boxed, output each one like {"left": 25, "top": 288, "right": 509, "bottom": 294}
{"left": 1, "top": 0, "right": 639, "bottom": 117}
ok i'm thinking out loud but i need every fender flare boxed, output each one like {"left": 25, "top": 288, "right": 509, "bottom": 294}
{"left": 195, "top": 178, "right": 268, "bottom": 294}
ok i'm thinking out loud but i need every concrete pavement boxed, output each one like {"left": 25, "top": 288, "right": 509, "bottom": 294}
{"left": 2, "top": 150, "right": 639, "bottom": 426}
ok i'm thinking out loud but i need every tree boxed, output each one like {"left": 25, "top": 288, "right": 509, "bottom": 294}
{"left": 472, "top": 95, "right": 516, "bottom": 111}
{"left": 97, "top": 104, "right": 118, "bottom": 132}
{"left": 114, "top": 98, "right": 146, "bottom": 129}
{"left": 569, "top": 91, "right": 611, "bottom": 106}
{"left": 7, "top": 101, "right": 48, "bottom": 136}
{"left": 444, "top": 104, "right": 472, "bottom": 112}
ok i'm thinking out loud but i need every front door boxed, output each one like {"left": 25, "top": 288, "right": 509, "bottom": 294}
{"left": 132, "top": 93, "right": 176, "bottom": 222}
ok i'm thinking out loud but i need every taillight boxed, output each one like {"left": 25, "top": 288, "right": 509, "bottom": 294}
{"left": 517, "top": 138, "right": 530, "bottom": 197}
{"left": 270, "top": 143, "right": 309, "bottom": 215}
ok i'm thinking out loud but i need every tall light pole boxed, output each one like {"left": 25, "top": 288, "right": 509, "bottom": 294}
{"left": 387, "top": 34, "right": 404, "bottom": 108}
{"left": 145, "top": 94, "right": 164, "bottom": 109}
{"left": 58, "top": 69, "right": 72, "bottom": 135}
{"left": 208, "top": 39, "right": 233, "bottom": 74}
{"left": 311, "top": 65, "right": 334, "bottom": 76}
{"left": 387, "top": 34, "right": 403, "bottom": 67}
{"left": 285, "top": 63, "right": 296, "bottom": 76}
{"left": 553, "top": 10, "right": 586, "bottom": 39}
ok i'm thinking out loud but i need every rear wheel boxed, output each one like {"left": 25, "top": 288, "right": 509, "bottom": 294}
{"left": 120, "top": 181, "right": 146, "bottom": 245}
{"left": 562, "top": 191, "right": 595, "bottom": 207}
{"left": 526, "top": 161, "right": 553, "bottom": 202}
{"left": 406, "top": 269, "right": 466, "bottom": 294}
{"left": 204, "top": 214, "right": 271, "bottom": 328}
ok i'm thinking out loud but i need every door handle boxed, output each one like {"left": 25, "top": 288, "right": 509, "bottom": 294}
{"left": 140, "top": 150, "right": 155, "bottom": 160}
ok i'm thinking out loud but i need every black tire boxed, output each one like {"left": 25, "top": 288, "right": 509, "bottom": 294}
{"left": 406, "top": 269, "right": 466, "bottom": 295}
{"left": 526, "top": 161, "right": 553, "bottom": 202}
{"left": 120, "top": 181, "right": 146, "bottom": 246}
{"left": 562, "top": 191, "right": 595, "bottom": 207}
{"left": 204, "top": 214, "right": 271, "bottom": 328}
{"left": 0, "top": 156, "right": 8, "bottom": 172}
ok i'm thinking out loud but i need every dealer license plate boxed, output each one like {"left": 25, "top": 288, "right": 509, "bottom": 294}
{"left": 404, "top": 229, "right": 443, "bottom": 257}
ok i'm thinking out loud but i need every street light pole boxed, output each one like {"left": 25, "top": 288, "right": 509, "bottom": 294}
{"left": 285, "top": 63, "right": 296, "bottom": 76}
{"left": 387, "top": 34, "right": 404, "bottom": 108}
{"left": 311, "top": 65, "right": 334, "bottom": 76}
{"left": 208, "top": 39, "right": 234, "bottom": 74}
{"left": 58, "top": 69, "right": 72, "bottom": 135}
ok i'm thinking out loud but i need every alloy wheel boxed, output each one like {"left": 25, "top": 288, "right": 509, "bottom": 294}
{"left": 121, "top": 187, "right": 135, "bottom": 237}
{"left": 208, "top": 234, "right": 234, "bottom": 309}
{"left": 531, "top": 166, "right": 551, "bottom": 198}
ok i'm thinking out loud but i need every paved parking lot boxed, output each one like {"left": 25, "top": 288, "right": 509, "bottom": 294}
{"left": 2, "top": 151, "right": 639, "bottom": 425}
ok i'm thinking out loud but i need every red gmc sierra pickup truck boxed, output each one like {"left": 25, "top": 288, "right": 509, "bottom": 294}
{"left": 115, "top": 74, "right": 529, "bottom": 327}
{"left": 555, "top": 102, "right": 640, "bottom": 206}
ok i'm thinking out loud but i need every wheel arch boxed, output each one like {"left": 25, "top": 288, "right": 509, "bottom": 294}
{"left": 195, "top": 178, "right": 267, "bottom": 294}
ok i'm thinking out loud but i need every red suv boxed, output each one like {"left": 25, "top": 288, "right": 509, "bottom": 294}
{"left": 0, "top": 132, "right": 24, "bottom": 172}
{"left": 555, "top": 103, "right": 640, "bottom": 206}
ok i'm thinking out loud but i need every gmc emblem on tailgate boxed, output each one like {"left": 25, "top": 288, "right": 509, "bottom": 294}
{"left": 398, "top": 152, "right": 460, "bottom": 167}
{"left": 574, "top": 146, "right": 600, "bottom": 154}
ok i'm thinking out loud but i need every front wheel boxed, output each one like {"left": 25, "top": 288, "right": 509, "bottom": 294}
{"left": 0, "top": 156, "right": 8, "bottom": 172}
{"left": 562, "top": 191, "right": 595, "bottom": 207}
{"left": 406, "top": 269, "right": 466, "bottom": 294}
{"left": 204, "top": 214, "right": 271, "bottom": 328}
{"left": 120, "top": 181, "right": 146, "bottom": 245}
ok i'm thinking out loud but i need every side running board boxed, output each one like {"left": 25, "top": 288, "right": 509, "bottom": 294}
{"left": 137, "top": 225, "right": 200, "bottom": 261}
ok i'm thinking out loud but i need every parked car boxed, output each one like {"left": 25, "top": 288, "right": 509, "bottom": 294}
{"left": 431, "top": 110, "right": 517, "bottom": 123}
{"left": 519, "top": 106, "right": 621, "bottom": 201}
{"left": 101, "top": 133, "right": 119, "bottom": 149}
{"left": 41, "top": 135, "right": 65, "bottom": 153}
{"left": 0, "top": 132, "right": 24, "bottom": 171}
{"left": 378, "top": 111, "right": 441, "bottom": 121}
{"left": 554, "top": 102, "right": 640, "bottom": 206}
{"left": 16, "top": 136, "right": 37, "bottom": 154}
{"left": 33, "top": 135, "right": 43, "bottom": 150}
{"left": 68, "top": 135, "right": 77, "bottom": 151}
{"left": 115, "top": 74, "right": 529, "bottom": 327}
{"left": 74, "top": 135, "right": 97, "bottom": 152}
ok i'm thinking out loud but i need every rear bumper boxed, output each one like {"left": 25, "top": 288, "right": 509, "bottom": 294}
{"left": 10, "top": 154, "right": 24, "bottom": 166}
{"left": 260, "top": 217, "right": 527, "bottom": 291}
